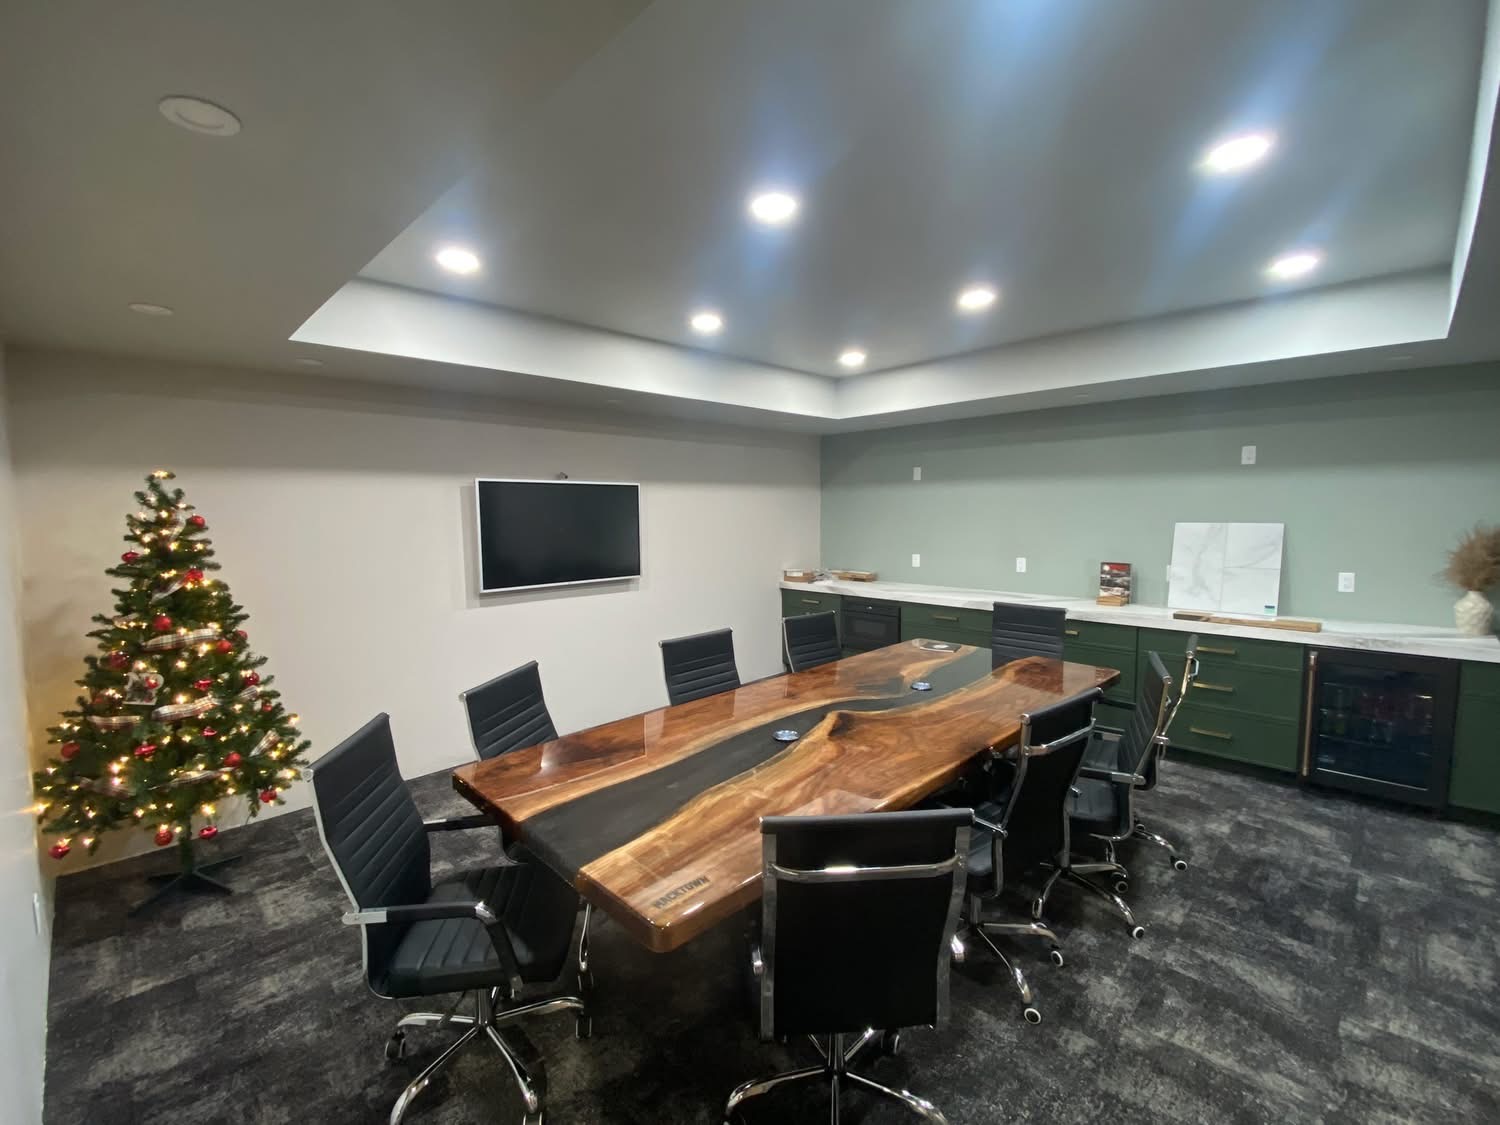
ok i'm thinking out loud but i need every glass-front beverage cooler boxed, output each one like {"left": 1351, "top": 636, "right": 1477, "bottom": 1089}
{"left": 1300, "top": 648, "right": 1458, "bottom": 808}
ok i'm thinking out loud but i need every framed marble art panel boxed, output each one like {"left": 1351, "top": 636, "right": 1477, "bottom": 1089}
{"left": 1168, "top": 522, "right": 1285, "bottom": 616}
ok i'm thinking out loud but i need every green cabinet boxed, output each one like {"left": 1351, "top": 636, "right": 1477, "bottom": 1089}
{"left": 1451, "top": 662, "right": 1500, "bottom": 814}
{"left": 899, "top": 602, "right": 990, "bottom": 649}
{"left": 1062, "top": 619, "right": 1137, "bottom": 708}
{"left": 781, "top": 588, "right": 841, "bottom": 618}
{"left": 1139, "top": 627, "right": 1303, "bottom": 772}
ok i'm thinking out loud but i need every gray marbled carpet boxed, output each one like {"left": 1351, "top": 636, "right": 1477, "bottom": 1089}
{"left": 43, "top": 760, "right": 1500, "bottom": 1124}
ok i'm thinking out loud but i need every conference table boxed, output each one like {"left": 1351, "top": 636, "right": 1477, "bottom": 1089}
{"left": 452, "top": 639, "right": 1119, "bottom": 953}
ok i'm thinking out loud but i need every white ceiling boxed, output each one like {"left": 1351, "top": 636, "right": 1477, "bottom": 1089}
{"left": 1, "top": 0, "right": 1498, "bottom": 433}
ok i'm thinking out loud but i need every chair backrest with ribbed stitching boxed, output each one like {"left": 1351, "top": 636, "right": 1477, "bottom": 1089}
{"left": 1003, "top": 688, "right": 1100, "bottom": 869}
{"left": 783, "top": 611, "right": 841, "bottom": 673}
{"left": 1119, "top": 651, "right": 1172, "bottom": 779}
{"left": 310, "top": 713, "right": 430, "bottom": 992}
{"left": 660, "top": 627, "right": 741, "bottom": 705}
{"left": 991, "top": 602, "right": 1066, "bottom": 669}
{"left": 461, "top": 661, "right": 559, "bottom": 761}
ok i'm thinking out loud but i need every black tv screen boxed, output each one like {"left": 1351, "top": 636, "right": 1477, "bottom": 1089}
{"left": 475, "top": 479, "right": 641, "bottom": 593}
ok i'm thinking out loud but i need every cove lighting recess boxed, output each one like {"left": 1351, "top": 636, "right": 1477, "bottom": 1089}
{"left": 1199, "top": 131, "right": 1274, "bottom": 175}
{"left": 1265, "top": 249, "right": 1322, "bottom": 282}
{"left": 689, "top": 310, "right": 724, "bottom": 335}
{"left": 157, "top": 95, "right": 242, "bottom": 137}
{"left": 747, "top": 190, "right": 800, "bottom": 226}
{"left": 434, "top": 246, "right": 481, "bottom": 275}
{"left": 128, "top": 302, "right": 174, "bottom": 317}
{"left": 956, "top": 285, "right": 998, "bottom": 312}
{"left": 838, "top": 348, "right": 867, "bottom": 370}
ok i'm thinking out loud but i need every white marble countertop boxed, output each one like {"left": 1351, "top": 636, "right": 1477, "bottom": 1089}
{"left": 780, "top": 578, "right": 1500, "bottom": 665}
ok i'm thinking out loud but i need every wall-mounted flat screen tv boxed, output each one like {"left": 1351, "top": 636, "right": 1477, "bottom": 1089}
{"left": 475, "top": 479, "right": 641, "bottom": 593}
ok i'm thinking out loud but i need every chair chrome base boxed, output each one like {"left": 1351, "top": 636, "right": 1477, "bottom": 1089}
{"left": 387, "top": 987, "right": 585, "bottom": 1125}
{"left": 725, "top": 1031, "right": 947, "bottom": 1124}
{"left": 953, "top": 897, "right": 1059, "bottom": 1024}
{"left": 1132, "top": 818, "right": 1188, "bottom": 870}
{"left": 1034, "top": 860, "right": 1146, "bottom": 939}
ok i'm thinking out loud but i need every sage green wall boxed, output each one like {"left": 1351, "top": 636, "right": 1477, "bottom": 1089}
{"left": 821, "top": 366, "right": 1500, "bottom": 626}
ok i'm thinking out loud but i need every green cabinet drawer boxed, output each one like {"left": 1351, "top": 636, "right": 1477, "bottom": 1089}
{"left": 901, "top": 602, "right": 992, "bottom": 637}
{"left": 1184, "top": 662, "right": 1302, "bottom": 722}
{"left": 1170, "top": 701, "right": 1299, "bottom": 771}
{"left": 1063, "top": 619, "right": 1136, "bottom": 653}
{"left": 1064, "top": 640, "right": 1135, "bottom": 706}
{"left": 1460, "top": 661, "right": 1500, "bottom": 702}
{"left": 781, "top": 589, "right": 841, "bottom": 617}
{"left": 903, "top": 624, "right": 981, "bottom": 649}
{"left": 1138, "top": 627, "right": 1302, "bottom": 672}
{"left": 1450, "top": 692, "right": 1500, "bottom": 814}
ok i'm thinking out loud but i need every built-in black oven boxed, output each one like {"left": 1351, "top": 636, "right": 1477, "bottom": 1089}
{"left": 841, "top": 597, "right": 901, "bottom": 654}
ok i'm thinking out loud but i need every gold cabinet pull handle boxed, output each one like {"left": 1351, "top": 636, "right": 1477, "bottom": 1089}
{"left": 1189, "top": 726, "right": 1233, "bottom": 741}
{"left": 800, "top": 598, "right": 821, "bottom": 606}
{"left": 933, "top": 613, "right": 959, "bottom": 623}
{"left": 1198, "top": 644, "right": 1236, "bottom": 656}
{"left": 1064, "top": 628, "right": 1080, "bottom": 637}
{"left": 1300, "top": 650, "right": 1319, "bottom": 777}
{"left": 1194, "top": 682, "right": 1234, "bottom": 693}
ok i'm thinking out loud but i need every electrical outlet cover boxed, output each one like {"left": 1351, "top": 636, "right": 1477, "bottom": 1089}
{"left": 1015, "top": 557, "right": 1027, "bottom": 573}
{"left": 911, "top": 553, "right": 921, "bottom": 568}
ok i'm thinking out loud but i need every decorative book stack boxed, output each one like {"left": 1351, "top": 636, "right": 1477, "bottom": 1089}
{"left": 1098, "top": 561, "right": 1133, "bottom": 606}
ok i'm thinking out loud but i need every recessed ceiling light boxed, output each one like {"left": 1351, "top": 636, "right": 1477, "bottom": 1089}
{"left": 1199, "top": 131, "right": 1275, "bottom": 175}
{"left": 956, "top": 285, "right": 999, "bottom": 313}
{"left": 689, "top": 310, "right": 724, "bottom": 335}
{"left": 1265, "top": 249, "right": 1322, "bottom": 281}
{"left": 128, "top": 302, "right": 174, "bottom": 317}
{"left": 838, "top": 348, "right": 867, "bottom": 370}
{"left": 435, "top": 245, "right": 481, "bottom": 275}
{"left": 295, "top": 357, "right": 325, "bottom": 368}
{"left": 157, "top": 95, "right": 241, "bottom": 137}
{"left": 748, "top": 190, "right": 800, "bottom": 226}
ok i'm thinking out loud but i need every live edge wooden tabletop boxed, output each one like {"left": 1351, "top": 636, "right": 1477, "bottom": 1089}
{"left": 452, "top": 640, "right": 1120, "bottom": 954}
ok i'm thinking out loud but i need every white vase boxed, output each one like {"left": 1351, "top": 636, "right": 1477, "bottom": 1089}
{"left": 1454, "top": 590, "right": 1494, "bottom": 636}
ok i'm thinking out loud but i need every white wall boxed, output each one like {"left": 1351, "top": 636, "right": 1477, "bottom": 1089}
{"left": 7, "top": 349, "right": 821, "bottom": 870}
{"left": 0, "top": 344, "right": 50, "bottom": 1125}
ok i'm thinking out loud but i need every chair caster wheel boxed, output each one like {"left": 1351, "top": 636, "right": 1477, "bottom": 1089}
{"left": 879, "top": 1030, "right": 902, "bottom": 1056}
{"left": 1049, "top": 947, "right": 1065, "bottom": 968}
{"left": 1022, "top": 1006, "right": 1042, "bottom": 1025}
{"left": 1171, "top": 857, "right": 1188, "bottom": 871}
{"left": 384, "top": 1031, "right": 406, "bottom": 1062}
{"left": 1113, "top": 879, "right": 1129, "bottom": 895}
{"left": 1130, "top": 925, "right": 1146, "bottom": 940}
{"left": 575, "top": 1014, "right": 593, "bottom": 1040}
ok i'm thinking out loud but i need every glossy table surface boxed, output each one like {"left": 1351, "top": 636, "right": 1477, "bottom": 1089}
{"left": 453, "top": 640, "right": 1120, "bottom": 952}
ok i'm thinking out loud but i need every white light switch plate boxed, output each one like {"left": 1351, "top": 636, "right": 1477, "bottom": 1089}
{"left": 912, "top": 466, "right": 922, "bottom": 481}
{"left": 1338, "top": 572, "right": 1356, "bottom": 593}
{"left": 1015, "top": 557, "right": 1027, "bottom": 573}
{"left": 911, "top": 553, "right": 921, "bottom": 568}
{"left": 1241, "top": 444, "right": 1257, "bottom": 465}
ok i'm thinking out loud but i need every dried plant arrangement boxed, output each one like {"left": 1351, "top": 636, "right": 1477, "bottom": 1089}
{"left": 1443, "top": 524, "right": 1500, "bottom": 591}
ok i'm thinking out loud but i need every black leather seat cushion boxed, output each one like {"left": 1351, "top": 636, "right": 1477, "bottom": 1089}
{"left": 1082, "top": 728, "right": 1127, "bottom": 772}
{"left": 1068, "top": 776, "right": 1120, "bottom": 830}
{"left": 377, "top": 854, "right": 577, "bottom": 997}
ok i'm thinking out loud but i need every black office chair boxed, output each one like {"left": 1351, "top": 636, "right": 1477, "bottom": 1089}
{"left": 990, "top": 602, "right": 1066, "bottom": 669}
{"left": 459, "top": 661, "right": 598, "bottom": 991}
{"left": 783, "top": 610, "right": 841, "bottom": 673}
{"left": 1127, "top": 635, "right": 1199, "bottom": 871}
{"left": 1046, "top": 651, "right": 1174, "bottom": 937}
{"left": 953, "top": 687, "right": 1101, "bottom": 1024}
{"left": 727, "top": 809, "right": 970, "bottom": 1124}
{"left": 460, "top": 661, "right": 558, "bottom": 761}
{"left": 310, "top": 713, "right": 587, "bottom": 1125}
{"left": 659, "top": 627, "right": 741, "bottom": 705}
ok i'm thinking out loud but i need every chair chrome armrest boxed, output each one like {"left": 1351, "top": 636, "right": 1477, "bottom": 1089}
{"left": 343, "top": 899, "right": 525, "bottom": 992}
{"left": 1078, "top": 764, "right": 1144, "bottom": 787}
{"left": 972, "top": 814, "right": 1006, "bottom": 837}
{"left": 1093, "top": 724, "right": 1125, "bottom": 738}
{"left": 423, "top": 813, "right": 495, "bottom": 833}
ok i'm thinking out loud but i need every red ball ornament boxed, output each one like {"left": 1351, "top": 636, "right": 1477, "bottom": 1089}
{"left": 90, "top": 693, "right": 109, "bottom": 708}
{"left": 185, "top": 568, "right": 205, "bottom": 583}
{"left": 234, "top": 629, "right": 248, "bottom": 642}
{"left": 243, "top": 671, "right": 261, "bottom": 687}
{"left": 107, "top": 651, "right": 129, "bottom": 670}
{"left": 121, "top": 551, "right": 141, "bottom": 564}
{"left": 261, "top": 701, "right": 274, "bottom": 712}
{"left": 259, "top": 788, "right": 278, "bottom": 805}
{"left": 133, "top": 742, "right": 157, "bottom": 759}
{"left": 154, "top": 826, "right": 174, "bottom": 847}
{"left": 188, "top": 515, "right": 206, "bottom": 528}
{"left": 198, "top": 825, "right": 219, "bottom": 840}
{"left": 152, "top": 615, "right": 173, "bottom": 633}
{"left": 144, "top": 675, "right": 161, "bottom": 690}
{"left": 49, "top": 843, "right": 70, "bottom": 860}
{"left": 216, "top": 639, "right": 233, "bottom": 654}
{"left": 194, "top": 678, "right": 214, "bottom": 692}
{"left": 203, "top": 727, "right": 219, "bottom": 738}
{"left": 59, "top": 741, "right": 81, "bottom": 761}
{"left": 223, "top": 751, "right": 243, "bottom": 767}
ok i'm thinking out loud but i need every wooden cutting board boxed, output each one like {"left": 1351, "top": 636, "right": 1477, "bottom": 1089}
{"left": 1172, "top": 610, "right": 1322, "bottom": 633}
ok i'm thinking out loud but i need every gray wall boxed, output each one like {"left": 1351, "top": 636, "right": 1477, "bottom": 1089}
{"left": 821, "top": 366, "right": 1500, "bottom": 626}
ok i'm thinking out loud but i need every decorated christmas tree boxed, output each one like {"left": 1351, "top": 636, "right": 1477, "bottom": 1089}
{"left": 34, "top": 470, "right": 309, "bottom": 902}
